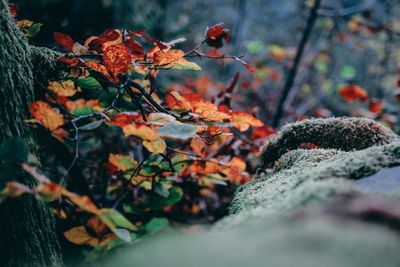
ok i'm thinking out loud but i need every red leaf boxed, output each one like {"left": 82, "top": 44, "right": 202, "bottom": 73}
{"left": 54, "top": 32, "right": 75, "bottom": 50}
{"left": 338, "top": 85, "right": 368, "bottom": 102}
{"left": 368, "top": 100, "right": 382, "bottom": 114}
{"left": 243, "top": 63, "right": 255, "bottom": 74}
{"left": 86, "top": 29, "right": 123, "bottom": 53}
{"left": 125, "top": 39, "right": 144, "bottom": 59}
{"left": 8, "top": 3, "right": 18, "bottom": 17}
{"left": 205, "top": 23, "right": 230, "bottom": 48}
{"left": 103, "top": 44, "right": 132, "bottom": 79}
{"left": 57, "top": 57, "right": 79, "bottom": 67}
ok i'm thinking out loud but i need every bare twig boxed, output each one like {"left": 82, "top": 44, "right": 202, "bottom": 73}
{"left": 272, "top": 0, "right": 321, "bottom": 127}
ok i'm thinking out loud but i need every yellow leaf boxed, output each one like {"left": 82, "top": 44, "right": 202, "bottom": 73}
{"left": 64, "top": 226, "right": 99, "bottom": 246}
{"left": 231, "top": 111, "right": 264, "bottom": 131}
{"left": 122, "top": 124, "right": 159, "bottom": 141}
{"left": 29, "top": 101, "right": 65, "bottom": 130}
{"left": 143, "top": 138, "right": 166, "bottom": 153}
{"left": 48, "top": 80, "right": 80, "bottom": 97}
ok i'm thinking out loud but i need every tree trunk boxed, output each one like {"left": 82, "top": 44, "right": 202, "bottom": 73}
{"left": 0, "top": 1, "right": 62, "bottom": 266}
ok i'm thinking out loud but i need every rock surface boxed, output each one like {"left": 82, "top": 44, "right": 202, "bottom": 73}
{"left": 101, "top": 118, "right": 400, "bottom": 267}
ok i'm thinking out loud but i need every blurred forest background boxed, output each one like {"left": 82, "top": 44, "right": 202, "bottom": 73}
{"left": 14, "top": 0, "right": 400, "bottom": 131}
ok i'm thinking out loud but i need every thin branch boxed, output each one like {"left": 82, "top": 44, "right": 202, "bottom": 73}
{"left": 272, "top": 0, "right": 321, "bottom": 127}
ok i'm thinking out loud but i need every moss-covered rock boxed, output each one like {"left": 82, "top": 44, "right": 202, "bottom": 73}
{"left": 101, "top": 117, "right": 400, "bottom": 267}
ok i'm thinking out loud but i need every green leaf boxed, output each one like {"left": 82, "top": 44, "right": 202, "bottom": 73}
{"left": 170, "top": 61, "right": 201, "bottom": 71}
{"left": 79, "top": 120, "right": 103, "bottom": 131}
{"left": 247, "top": 41, "right": 263, "bottom": 54}
{"left": 0, "top": 137, "right": 29, "bottom": 163}
{"left": 98, "top": 208, "right": 137, "bottom": 241}
{"left": 76, "top": 77, "right": 102, "bottom": 91}
{"left": 72, "top": 106, "right": 97, "bottom": 116}
{"left": 148, "top": 186, "right": 183, "bottom": 209}
{"left": 144, "top": 218, "right": 168, "bottom": 235}
{"left": 340, "top": 66, "right": 356, "bottom": 79}
{"left": 157, "top": 123, "right": 197, "bottom": 140}
{"left": 26, "top": 23, "right": 42, "bottom": 38}
{"left": 99, "top": 92, "right": 117, "bottom": 107}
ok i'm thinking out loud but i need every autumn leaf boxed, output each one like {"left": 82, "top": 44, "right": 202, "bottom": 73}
{"left": 269, "top": 45, "right": 288, "bottom": 61}
{"left": 143, "top": 138, "right": 166, "bottom": 154}
{"left": 125, "top": 39, "right": 145, "bottom": 60}
{"left": 103, "top": 44, "right": 132, "bottom": 79}
{"left": 108, "top": 153, "right": 137, "bottom": 171}
{"left": 338, "top": 85, "right": 369, "bottom": 102}
{"left": 84, "top": 61, "right": 113, "bottom": 81}
{"left": 29, "top": 101, "right": 65, "bottom": 130}
{"left": 368, "top": 100, "right": 382, "bottom": 113}
{"left": 153, "top": 49, "right": 200, "bottom": 70}
{"left": 16, "top": 20, "right": 42, "bottom": 37}
{"left": 48, "top": 80, "right": 80, "bottom": 97}
{"left": 8, "top": 3, "right": 18, "bottom": 17}
{"left": 110, "top": 113, "right": 141, "bottom": 127}
{"left": 251, "top": 126, "right": 276, "bottom": 140}
{"left": 64, "top": 99, "right": 102, "bottom": 114}
{"left": 231, "top": 111, "right": 264, "bottom": 131}
{"left": 85, "top": 29, "right": 123, "bottom": 53}
{"left": 64, "top": 226, "right": 100, "bottom": 246}
{"left": 122, "top": 124, "right": 159, "bottom": 141}
{"left": 165, "top": 91, "right": 192, "bottom": 112}
{"left": 54, "top": 32, "right": 75, "bottom": 50}
{"left": 148, "top": 113, "right": 177, "bottom": 126}
{"left": 57, "top": 57, "right": 79, "bottom": 67}
{"left": 183, "top": 93, "right": 231, "bottom": 121}
{"left": 190, "top": 138, "right": 207, "bottom": 157}
{"left": 205, "top": 23, "right": 230, "bottom": 48}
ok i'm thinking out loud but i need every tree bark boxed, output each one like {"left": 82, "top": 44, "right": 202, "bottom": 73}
{"left": 0, "top": 1, "right": 62, "bottom": 266}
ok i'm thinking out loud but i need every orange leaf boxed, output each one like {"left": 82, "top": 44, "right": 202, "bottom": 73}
{"left": 103, "top": 44, "right": 132, "bottom": 79}
{"left": 153, "top": 49, "right": 184, "bottom": 66}
{"left": 54, "top": 32, "right": 75, "bottom": 50}
{"left": 110, "top": 113, "right": 141, "bottom": 127}
{"left": 231, "top": 111, "right": 264, "bottom": 131}
{"left": 64, "top": 99, "right": 101, "bottom": 113}
{"left": 368, "top": 100, "right": 382, "bottom": 113}
{"left": 108, "top": 153, "right": 137, "bottom": 171}
{"left": 190, "top": 138, "right": 207, "bottom": 157}
{"left": 122, "top": 124, "right": 159, "bottom": 141}
{"left": 48, "top": 80, "right": 79, "bottom": 97}
{"left": 165, "top": 91, "right": 192, "bottom": 112}
{"left": 64, "top": 226, "right": 99, "bottom": 246}
{"left": 64, "top": 192, "right": 99, "bottom": 214}
{"left": 199, "top": 109, "right": 231, "bottom": 122}
{"left": 84, "top": 61, "right": 113, "bottom": 81}
{"left": 29, "top": 101, "right": 65, "bottom": 130}
{"left": 338, "top": 85, "right": 368, "bottom": 102}
{"left": 251, "top": 126, "right": 276, "bottom": 140}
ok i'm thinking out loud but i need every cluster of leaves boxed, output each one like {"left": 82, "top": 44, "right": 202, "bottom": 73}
{"left": 3, "top": 4, "right": 276, "bottom": 259}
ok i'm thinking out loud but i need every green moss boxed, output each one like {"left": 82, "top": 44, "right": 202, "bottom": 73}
{"left": 260, "top": 117, "right": 399, "bottom": 168}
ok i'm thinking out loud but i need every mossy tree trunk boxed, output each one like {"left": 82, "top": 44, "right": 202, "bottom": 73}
{"left": 0, "top": 1, "right": 62, "bottom": 266}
